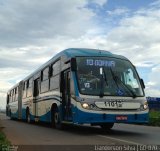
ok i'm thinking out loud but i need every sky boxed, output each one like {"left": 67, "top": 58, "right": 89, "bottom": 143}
{"left": 0, "top": 0, "right": 160, "bottom": 109}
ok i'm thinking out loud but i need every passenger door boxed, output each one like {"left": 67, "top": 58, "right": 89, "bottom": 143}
{"left": 61, "top": 70, "right": 72, "bottom": 121}
{"left": 33, "top": 78, "right": 40, "bottom": 117}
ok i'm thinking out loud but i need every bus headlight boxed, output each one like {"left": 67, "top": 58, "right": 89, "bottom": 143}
{"left": 143, "top": 101, "right": 148, "bottom": 110}
{"left": 82, "top": 103, "right": 89, "bottom": 109}
{"left": 81, "top": 102, "right": 100, "bottom": 110}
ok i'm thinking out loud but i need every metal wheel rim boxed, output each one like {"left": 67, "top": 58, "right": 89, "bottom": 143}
{"left": 27, "top": 112, "right": 30, "bottom": 123}
{"left": 54, "top": 112, "right": 59, "bottom": 124}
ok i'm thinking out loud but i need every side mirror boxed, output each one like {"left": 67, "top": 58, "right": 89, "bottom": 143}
{"left": 140, "top": 79, "right": 145, "bottom": 89}
{"left": 71, "top": 58, "right": 77, "bottom": 71}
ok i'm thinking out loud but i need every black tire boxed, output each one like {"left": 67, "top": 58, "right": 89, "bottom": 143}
{"left": 26, "top": 109, "right": 31, "bottom": 123}
{"left": 100, "top": 123, "right": 114, "bottom": 130}
{"left": 51, "top": 107, "right": 63, "bottom": 129}
{"left": 10, "top": 110, "right": 13, "bottom": 120}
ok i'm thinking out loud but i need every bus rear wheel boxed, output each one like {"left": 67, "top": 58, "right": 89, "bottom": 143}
{"left": 100, "top": 123, "right": 114, "bottom": 131}
{"left": 26, "top": 109, "right": 31, "bottom": 123}
{"left": 9, "top": 110, "right": 13, "bottom": 120}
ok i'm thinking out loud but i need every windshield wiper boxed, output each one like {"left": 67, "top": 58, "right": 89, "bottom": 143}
{"left": 109, "top": 67, "right": 137, "bottom": 98}
{"left": 103, "top": 67, "right": 108, "bottom": 86}
{"left": 99, "top": 67, "right": 108, "bottom": 98}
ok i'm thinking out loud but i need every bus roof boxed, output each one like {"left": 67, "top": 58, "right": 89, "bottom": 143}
{"left": 62, "top": 48, "right": 112, "bottom": 57}
{"left": 59, "top": 48, "right": 127, "bottom": 59}
{"left": 34, "top": 48, "right": 127, "bottom": 72}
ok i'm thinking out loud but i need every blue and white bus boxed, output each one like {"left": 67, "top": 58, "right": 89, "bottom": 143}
{"left": 6, "top": 48, "right": 149, "bottom": 130}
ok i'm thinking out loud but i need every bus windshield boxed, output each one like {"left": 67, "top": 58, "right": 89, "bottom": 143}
{"left": 76, "top": 57, "right": 144, "bottom": 97}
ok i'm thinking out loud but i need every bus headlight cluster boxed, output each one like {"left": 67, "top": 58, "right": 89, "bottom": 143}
{"left": 143, "top": 101, "right": 148, "bottom": 110}
{"left": 81, "top": 103, "right": 99, "bottom": 110}
{"left": 140, "top": 101, "right": 148, "bottom": 110}
{"left": 82, "top": 103, "right": 89, "bottom": 109}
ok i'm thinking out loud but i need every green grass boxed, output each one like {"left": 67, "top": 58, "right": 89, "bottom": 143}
{"left": 149, "top": 111, "right": 160, "bottom": 126}
{"left": 0, "top": 128, "right": 10, "bottom": 148}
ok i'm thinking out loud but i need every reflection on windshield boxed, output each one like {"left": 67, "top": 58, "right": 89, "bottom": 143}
{"left": 76, "top": 57, "right": 144, "bottom": 97}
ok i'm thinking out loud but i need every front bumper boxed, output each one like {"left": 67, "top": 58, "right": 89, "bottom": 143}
{"left": 74, "top": 109, "right": 149, "bottom": 124}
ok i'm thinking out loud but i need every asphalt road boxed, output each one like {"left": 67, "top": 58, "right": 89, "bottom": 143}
{"left": 0, "top": 113, "right": 160, "bottom": 151}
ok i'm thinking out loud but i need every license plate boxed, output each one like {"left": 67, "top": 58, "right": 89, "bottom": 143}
{"left": 116, "top": 116, "right": 128, "bottom": 121}
{"left": 95, "top": 101, "right": 140, "bottom": 109}
{"left": 104, "top": 101, "right": 123, "bottom": 108}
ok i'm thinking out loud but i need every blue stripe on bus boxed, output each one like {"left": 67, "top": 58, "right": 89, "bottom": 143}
{"left": 22, "top": 108, "right": 27, "bottom": 120}
{"left": 74, "top": 109, "right": 149, "bottom": 124}
{"left": 32, "top": 109, "right": 148, "bottom": 124}
{"left": 10, "top": 110, "right": 18, "bottom": 118}
{"left": 38, "top": 111, "right": 51, "bottom": 122}
{"left": 20, "top": 108, "right": 51, "bottom": 122}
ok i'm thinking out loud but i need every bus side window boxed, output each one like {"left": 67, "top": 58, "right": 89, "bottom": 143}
{"left": 10, "top": 90, "right": 12, "bottom": 102}
{"left": 15, "top": 87, "right": 18, "bottom": 102}
{"left": 52, "top": 60, "right": 60, "bottom": 76}
{"left": 29, "top": 78, "right": 33, "bottom": 96}
{"left": 7, "top": 94, "right": 9, "bottom": 104}
{"left": 9, "top": 91, "right": 12, "bottom": 103}
{"left": 26, "top": 80, "right": 29, "bottom": 97}
{"left": 42, "top": 67, "right": 49, "bottom": 81}
{"left": 14, "top": 88, "right": 16, "bottom": 102}
{"left": 12, "top": 89, "right": 14, "bottom": 102}
{"left": 50, "top": 60, "right": 60, "bottom": 90}
{"left": 14, "top": 88, "right": 16, "bottom": 101}
{"left": 12, "top": 90, "right": 14, "bottom": 102}
{"left": 41, "top": 67, "right": 49, "bottom": 93}
{"left": 23, "top": 82, "right": 27, "bottom": 98}
{"left": 27, "top": 78, "right": 33, "bottom": 97}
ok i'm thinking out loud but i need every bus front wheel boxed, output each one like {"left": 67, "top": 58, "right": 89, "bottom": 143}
{"left": 100, "top": 123, "right": 114, "bottom": 130}
{"left": 51, "top": 107, "right": 63, "bottom": 129}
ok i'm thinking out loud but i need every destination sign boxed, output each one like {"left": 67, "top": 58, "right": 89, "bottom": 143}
{"left": 86, "top": 59, "right": 115, "bottom": 67}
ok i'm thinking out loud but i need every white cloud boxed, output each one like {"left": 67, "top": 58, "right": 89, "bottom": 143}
{"left": 144, "top": 65, "right": 160, "bottom": 96}
{"left": 146, "top": 82, "right": 156, "bottom": 88}
{"left": 107, "top": 7, "right": 129, "bottom": 16}
{"left": 145, "top": 88, "right": 160, "bottom": 97}
{"left": 149, "top": 66, "right": 160, "bottom": 85}
{"left": 90, "top": 0, "right": 107, "bottom": 6}
{"left": 0, "top": 81, "right": 13, "bottom": 92}
{"left": 0, "top": 0, "right": 95, "bottom": 47}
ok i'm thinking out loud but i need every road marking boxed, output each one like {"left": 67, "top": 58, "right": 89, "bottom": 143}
{"left": 97, "top": 135, "right": 143, "bottom": 145}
